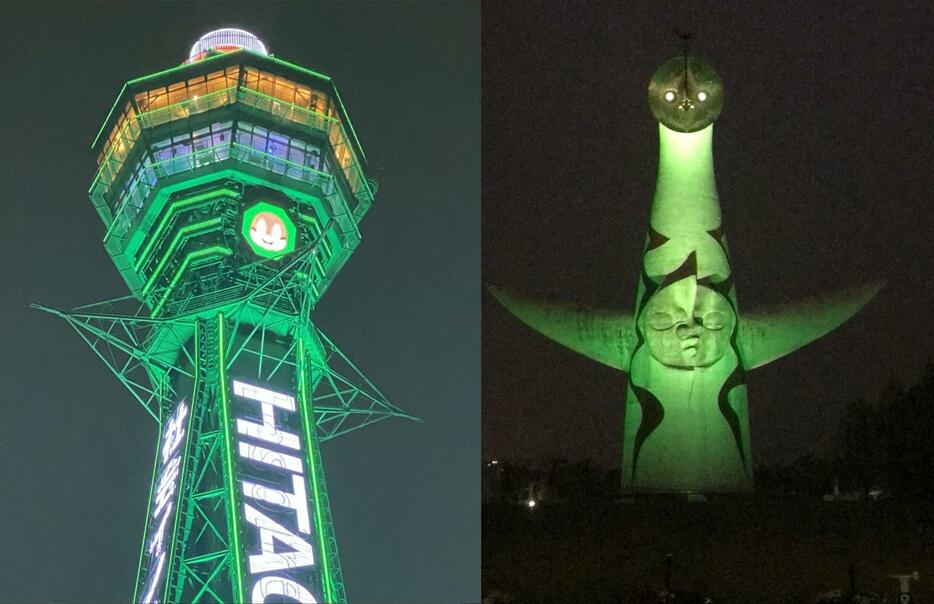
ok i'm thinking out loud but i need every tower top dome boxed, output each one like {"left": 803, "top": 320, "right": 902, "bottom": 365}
{"left": 188, "top": 28, "right": 268, "bottom": 62}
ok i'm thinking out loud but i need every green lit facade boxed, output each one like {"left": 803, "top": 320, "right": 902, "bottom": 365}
{"left": 493, "top": 54, "right": 879, "bottom": 494}
{"left": 37, "top": 30, "right": 416, "bottom": 603}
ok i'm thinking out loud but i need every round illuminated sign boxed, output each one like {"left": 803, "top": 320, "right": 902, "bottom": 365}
{"left": 189, "top": 28, "right": 268, "bottom": 62}
{"left": 241, "top": 202, "right": 297, "bottom": 259}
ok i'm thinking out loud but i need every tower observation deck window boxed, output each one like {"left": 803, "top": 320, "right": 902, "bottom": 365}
{"left": 134, "top": 66, "right": 241, "bottom": 113}
{"left": 234, "top": 121, "right": 330, "bottom": 181}
{"left": 103, "top": 120, "right": 332, "bottom": 240}
{"left": 242, "top": 67, "right": 335, "bottom": 118}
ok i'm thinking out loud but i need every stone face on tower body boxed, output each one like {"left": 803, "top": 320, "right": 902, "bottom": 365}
{"left": 38, "top": 29, "right": 417, "bottom": 604}
{"left": 493, "top": 53, "right": 880, "bottom": 495}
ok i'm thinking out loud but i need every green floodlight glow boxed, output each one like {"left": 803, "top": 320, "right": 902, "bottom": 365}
{"left": 493, "top": 53, "right": 881, "bottom": 494}
{"left": 241, "top": 201, "right": 298, "bottom": 259}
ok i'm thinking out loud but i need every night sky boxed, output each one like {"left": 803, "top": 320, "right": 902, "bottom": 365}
{"left": 483, "top": 3, "right": 931, "bottom": 468}
{"left": 0, "top": 3, "right": 478, "bottom": 603}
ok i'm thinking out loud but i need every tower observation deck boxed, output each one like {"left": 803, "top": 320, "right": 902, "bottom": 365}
{"left": 36, "top": 28, "right": 417, "bottom": 603}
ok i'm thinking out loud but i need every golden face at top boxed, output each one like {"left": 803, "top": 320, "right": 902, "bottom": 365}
{"left": 642, "top": 278, "right": 735, "bottom": 368}
{"left": 648, "top": 55, "right": 723, "bottom": 133}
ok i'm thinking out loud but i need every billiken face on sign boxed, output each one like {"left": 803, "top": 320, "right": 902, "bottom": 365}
{"left": 249, "top": 212, "right": 289, "bottom": 252}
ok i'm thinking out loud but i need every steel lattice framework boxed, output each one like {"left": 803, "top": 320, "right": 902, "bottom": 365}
{"left": 37, "top": 30, "right": 417, "bottom": 604}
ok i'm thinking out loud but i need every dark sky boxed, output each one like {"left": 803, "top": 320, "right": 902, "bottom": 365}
{"left": 483, "top": 3, "right": 932, "bottom": 468}
{"left": 0, "top": 3, "right": 477, "bottom": 603}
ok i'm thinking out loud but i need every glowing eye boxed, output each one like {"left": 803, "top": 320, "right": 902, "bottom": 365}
{"left": 663, "top": 91, "right": 676, "bottom": 102}
{"left": 697, "top": 91, "right": 708, "bottom": 102}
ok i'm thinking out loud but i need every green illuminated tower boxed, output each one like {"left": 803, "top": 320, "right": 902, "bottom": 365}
{"left": 36, "top": 29, "right": 417, "bottom": 603}
{"left": 492, "top": 51, "right": 880, "bottom": 494}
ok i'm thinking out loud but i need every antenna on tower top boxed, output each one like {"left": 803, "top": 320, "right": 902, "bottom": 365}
{"left": 678, "top": 32, "right": 693, "bottom": 92}
{"left": 678, "top": 32, "right": 693, "bottom": 53}
{"left": 678, "top": 32, "right": 693, "bottom": 70}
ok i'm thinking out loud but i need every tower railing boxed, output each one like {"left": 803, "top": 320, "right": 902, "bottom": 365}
{"left": 91, "top": 85, "right": 372, "bottom": 229}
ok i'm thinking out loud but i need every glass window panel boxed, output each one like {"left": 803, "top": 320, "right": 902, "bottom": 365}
{"left": 150, "top": 88, "right": 169, "bottom": 111}
{"left": 134, "top": 92, "right": 149, "bottom": 112}
{"left": 152, "top": 138, "right": 172, "bottom": 163}
{"left": 305, "top": 149, "right": 322, "bottom": 172}
{"left": 288, "top": 146, "right": 304, "bottom": 166}
{"left": 188, "top": 80, "right": 207, "bottom": 98}
{"left": 172, "top": 139, "right": 191, "bottom": 157}
{"left": 207, "top": 73, "right": 226, "bottom": 93}
{"left": 268, "top": 132, "right": 288, "bottom": 157}
{"left": 258, "top": 71, "right": 275, "bottom": 95}
{"left": 168, "top": 87, "right": 186, "bottom": 105}
{"left": 244, "top": 66, "right": 259, "bottom": 89}
{"left": 274, "top": 79, "right": 296, "bottom": 104}
{"left": 295, "top": 85, "right": 311, "bottom": 108}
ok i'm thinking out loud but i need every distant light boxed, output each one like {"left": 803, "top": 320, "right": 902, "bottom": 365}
{"left": 491, "top": 459, "right": 499, "bottom": 465}
{"left": 697, "top": 91, "right": 708, "bottom": 102}
{"left": 527, "top": 500, "right": 536, "bottom": 508}
{"left": 664, "top": 91, "right": 676, "bottom": 102}
{"left": 189, "top": 28, "right": 268, "bottom": 62}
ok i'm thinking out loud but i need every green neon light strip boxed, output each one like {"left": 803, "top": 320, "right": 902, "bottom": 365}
{"left": 328, "top": 84, "right": 368, "bottom": 165}
{"left": 164, "top": 330, "right": 200, "bottom": 603}
{"left": 94, "top": 86, "right": 238, "bottom": 184}
{"left": 264, "top": 55, "right": 332, "bottom": 85}
{"left": 132, "top": 412, "right": 164, "bottom": 603}
{"left": 92, "top": 82, "right": 370, "bottom": 216}
{"left": 99, "top": 142, "right": 232, "bottom": 240}
{"left": 297, "top": 213, "right": 334, "bottom": 259}
{"left": 94, "top": 52, "right": 241, "bottom": 149}
{"left": 91, "top": 86, "right": 234, "bottom": 193}
{"left": 151, "top": 246, "right": 232, "bottom": 317}
{"left": 239, "top": 86, "right": 338, "bottom": 125}
{"left": 298, "top": 336, "right": 336, "bottom": 603}
{"left": 135, "top": 188, "right": 237, "bottom": 272}
{"left": 94, "top": 48, "right": 325, "bottom": 151}
{"left": 217, "top": 314, "right": 246, "bottom": 603}
{"left": 139, "top": 86, "right": 237, "bottom": 128}
{"left": 99, "top": 141, "right": 337, "bottom": 239}
{"left": 230, "top": 143, "right": 332, "bottom": 182}
{"left": 92, "top": 51, "right": 372, "bottom": 210}
{"left": 92, "top": 83, "right": 130, "bottom": 150}
{"left": 142, "top": 217, "right": 223, "bottom": 296}
{"left": 127, "top": 51, "right": 239, "bottom": 88}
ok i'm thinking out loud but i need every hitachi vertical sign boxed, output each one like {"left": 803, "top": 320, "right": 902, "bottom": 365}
{"left": 231, "top": 380, "right": 322, "bottom": 603}
{"left": 138, "top": 400, "right": 190, "bottom": 603}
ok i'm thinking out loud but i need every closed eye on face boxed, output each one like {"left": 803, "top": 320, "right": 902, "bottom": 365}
{"left": 647, "top": 312, "right": 674, "bottom": 330}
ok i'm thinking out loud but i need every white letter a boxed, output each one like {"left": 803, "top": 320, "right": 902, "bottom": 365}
{"left": 243, "top": 503, "right": 315, "bottom": 574}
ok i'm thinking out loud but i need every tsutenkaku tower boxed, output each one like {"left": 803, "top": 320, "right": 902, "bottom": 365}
{"left": 36, "top": 29, "right": 417, "bottom": 603}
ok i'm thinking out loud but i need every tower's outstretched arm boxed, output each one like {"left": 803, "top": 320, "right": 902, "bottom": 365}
{"left": 488, "top": 286, "right": 635, "bottom": 372}
{"left": 737, "top": 281, "right": 883, "bottom": 370}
